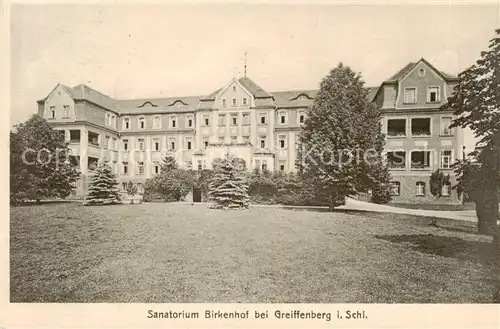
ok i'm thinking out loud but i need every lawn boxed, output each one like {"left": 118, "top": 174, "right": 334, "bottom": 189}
{"left": 10, "top": 202, "right": 497, "bottom": 303}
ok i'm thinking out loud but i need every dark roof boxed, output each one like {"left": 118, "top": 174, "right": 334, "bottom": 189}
{"left": 387, "top": 62, "right": 416, "bottom": 81}
{"left": 238, "top": 76, "right": 273, "bottom": 98}
{"left": 384, "top": 58, "right": 458, "bottom": 83}
{"left": 270, "top": 90, "right": 317, "bottom": 107}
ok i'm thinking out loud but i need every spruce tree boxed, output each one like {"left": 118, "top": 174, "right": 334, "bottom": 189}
{"left": 84, "top": 160, "right": 121, "bottom": 205}
{"left": 208, "top": 153, "right": 250, "bottom": 209}
{"left": 298, "top": 63, "right": 392, "bottom": 210}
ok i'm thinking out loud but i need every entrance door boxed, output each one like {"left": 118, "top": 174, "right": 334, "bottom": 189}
{"left": 193, "top": 188, "right": 202, "bottom": 203}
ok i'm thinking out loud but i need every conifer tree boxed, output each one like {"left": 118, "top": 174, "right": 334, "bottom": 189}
{"left": 208, "top": 153, "right": 250, "bottom": 209}
{"left": 161, "top": 155, "right": 179, "bottom": 172}
{"left": 84, "top": 160, "right": 121, "bottom": 205}
{"left": 298, "top": 63, "right": 392, "bottom": 210}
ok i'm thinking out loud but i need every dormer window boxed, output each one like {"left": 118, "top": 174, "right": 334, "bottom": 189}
{"left": 174, "top": 101, "right": 182, "bottom": 108}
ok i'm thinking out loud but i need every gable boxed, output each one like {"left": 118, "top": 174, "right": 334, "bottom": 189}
{"left": 43, "top": 84, "right": 76, "bottom": 120}
{"left": 396, "top": 61, "right": 447, "bottom": 108}
{"left": 215, "top": 79, "right": 254, "bottom": 108}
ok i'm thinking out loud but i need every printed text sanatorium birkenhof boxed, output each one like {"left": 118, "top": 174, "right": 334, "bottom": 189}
{"left": 147, "top": 309, "right": 369, "bottom": 321}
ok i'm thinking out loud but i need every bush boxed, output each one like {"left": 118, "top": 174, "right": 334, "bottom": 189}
{"left": 143, "top": 169, "right": 195, "bottom": 202}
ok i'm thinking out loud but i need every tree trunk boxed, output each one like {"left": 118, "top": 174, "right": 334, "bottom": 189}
{"left": 476, "top": 190, "right": 498, "bottom": 236}
{"left": 494, "top": 224, "right": 500, "bottom": 302}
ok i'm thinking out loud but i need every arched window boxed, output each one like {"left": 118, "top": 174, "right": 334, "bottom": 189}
{"left": 416, "top": 181, "right": 426, "bottom": 196}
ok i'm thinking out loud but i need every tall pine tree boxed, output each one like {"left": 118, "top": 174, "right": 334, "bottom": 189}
{"left": 208, "top": 153, "right": 250, "bottom": 209}
{"left": 84, "top": 160, "right": 121, "bottom": 205}
{"left": 298, "top": 63, "right": 392, "bottom": 210}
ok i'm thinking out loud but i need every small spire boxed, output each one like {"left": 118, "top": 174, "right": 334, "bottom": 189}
{"left": 244, "top": 51, "right": 248, "bottom": 77}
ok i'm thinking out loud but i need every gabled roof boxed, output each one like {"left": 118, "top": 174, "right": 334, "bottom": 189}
{"left": 238, "top": 76, "right": 273, "bottom": 98}
{"left": 384, "top": 58, "right": 458, "bottom": 83}
{"left": 366, "top": 86, "right": 380, "bottom": 102}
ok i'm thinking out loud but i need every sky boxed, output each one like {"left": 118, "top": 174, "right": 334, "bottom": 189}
{"left": 9, "top": 2, "right": 500, "bottom": 125}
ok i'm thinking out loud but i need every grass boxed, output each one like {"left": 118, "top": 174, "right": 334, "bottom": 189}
{"left": 10, "top": 203, "right": 497, "bottom": 303}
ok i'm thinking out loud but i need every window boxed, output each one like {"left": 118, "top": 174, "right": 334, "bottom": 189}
{"left": 279, "top": 112, "right": 287, "bottom": 124}
{"left": 259, "top": 113, "right": 267, "bottom": 125}
{"left": 105, "top": 113, "right": 110, "bottom": 126}
{"left": 278, "top": 135, "right": 286, "bottom": 149}
{"left": 50, "top": 106, "right": 56, "bottom": 119}
{"left": 139, "top": 117, "right": 146, "bottom": 129}
{"left": 123, "top": 162, "right": 128, "bottom": 175}
{"left": 232, "top": 98, "right": 237, "bottom": 107}
{"left": 279, "top": 161, "right": 286, "bottom": 171}
{"left": 242, "top": 113, "right": 250, "bottom": 125}
{"left": 218, "top": 114, "right": 226, "bottom": 126}
{"left": 123, "top": 118, "right": 130, "bottom": 130}
{"left": 170, "top": 140, "right": 176, "bottom": 150}
{"left": 187, "top": 140, "right": 192, "bottom": 150}
{"left": 63, "top": 105, "right": 70, "bottom": 117}
{"left": 218, "top": 136, "right": 225, "bottom": 143}
{"left": 260, "top": 136, "right": 266, "bottom": 149}
{"left": 427, "top": 86, "right": 440, "bottom": 103}
{"left": 404, "top": 87, "right": 417, "bottom": 104}
{"left": 411, "top": 151, "right": 431, "bottom": 169}
{"left": 232, "top": 86, "right": 236, "bottom": 92}
{"left": 203, "top": 138, "right": 209, "bottom": 149}
{"left": 203, "top": 115, "right": 210, "bottom": 126}
{"left": 137, "top": 162, "right": 144, "bottom": 175}
{"left": 105, "top": 136, "right": 110, "bottom": 149}
{"left": 170, "top": 117, "right": 177, "bottom": 128}
{"left": 441, "top": 117, "right": 453, "bottom": 135}
{"left": 440, "top": 150, "right": 452, "bottom": 169}
{"left": 222, "top": 99, "right": 227, "bottom": 107}
{"left": 441, "top": 183, "right": 451, "bottom": 196}
{"left": 298, "top": 112, "right": 306, "bottom": 124}
{"left": 230, "top": 136, "right": 237, "bottom": 144}
{"left": 111, "top": 115, "right": 116, "bottom": 128}
{"left": 411, "top": 118, "right": 431, "bottom": 136}
{"left": 391, "top": 182, "right": 401, "bottom": 196}
{"left": 122, "top": 182, "right": 127, "bottom": 190}
{"left": 243, "top": 136, "right": 250, "bottom": 143}
{"left": 416, "top": 181, "right": 426, "bottom": 196}
{"left": 197, "top": 160, "right": 203, "bottom": 171}
{"left": 112, "top": 138, "right": 117, "bottom": 150}
{"left": 187, "top": 117, "right": 193, "bottom": 128}
{"left": 387, "top": 119, "right": 406, "bottom": 136}
{"left": 231, "top": 114, "right": 238, "bottom": 126}
{"left": 153, "top": 162, "right": 160, "bottom": 175}
{"left": 153, "top": 138, "right": 160, "bottom": 151}
{"left": 153, "top": 116, "right": 162, "bottom": 129}
{"left": 387, "top": 151, "right": 406, "bottom": 169}
{"left": 243, "top": 98, "right": 248, "bottom": 106}
{"left": 123, "top": 139, "right": 129, "bottom": 151}
{"left": 261, "top": 160, "right": 267, "bottom": 171}
{"left": 138, "top": 138, "right": 145, "bottom": 151}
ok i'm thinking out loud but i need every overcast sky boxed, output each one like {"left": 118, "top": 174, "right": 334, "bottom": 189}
{"left": 10, "top": 2, "right": 500, "bottom": 125}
